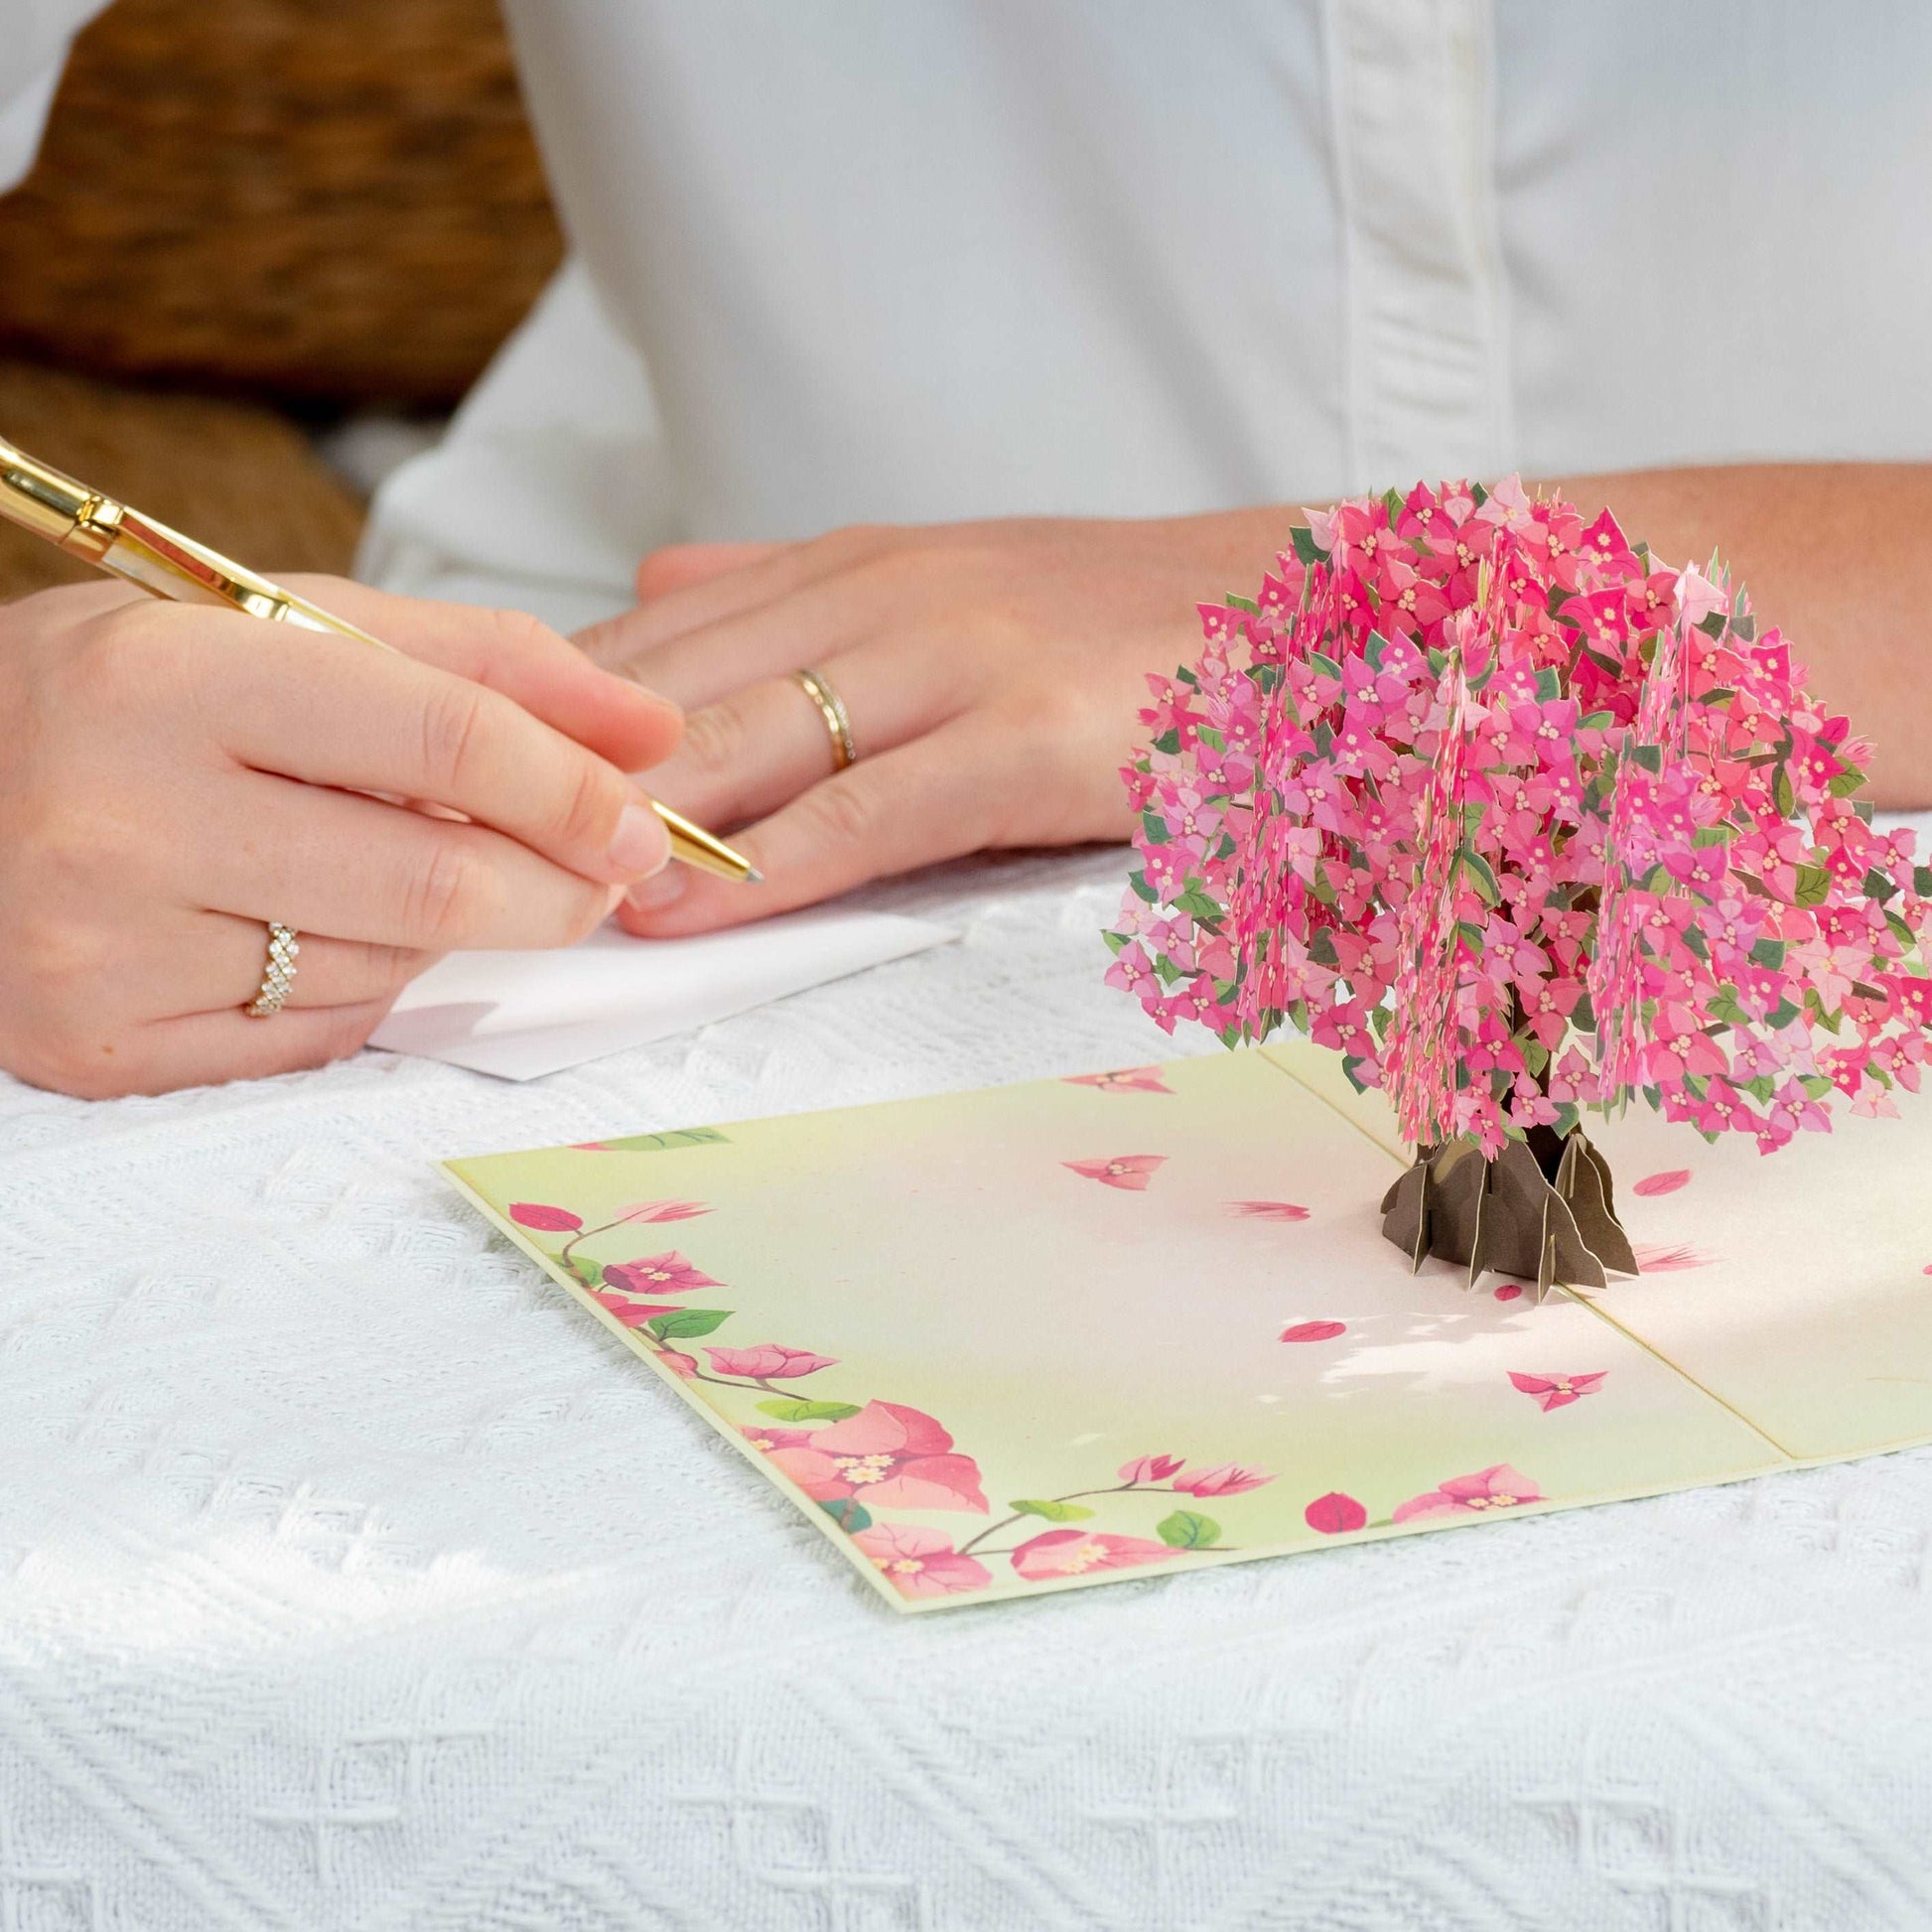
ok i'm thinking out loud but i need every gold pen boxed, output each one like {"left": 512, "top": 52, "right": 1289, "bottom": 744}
{"left": 0, "top": 434, "right": 759, "bottom": 885}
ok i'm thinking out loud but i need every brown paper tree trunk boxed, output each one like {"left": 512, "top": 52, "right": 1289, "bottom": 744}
{"left": 1378, "top": 1127, "right": 1638, "bottom": 1302}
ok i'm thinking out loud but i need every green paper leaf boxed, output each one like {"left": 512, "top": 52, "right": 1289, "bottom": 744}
{"left": 1151, "top": 729, "right": 1181, "bottom": 756}
{"left": 1308, "top": 928, "right": 1340, "bottom": 968}
{"left": 1156, "top": 1510, "right": 1222, "bottom": 1550}
{"left": 1101, "top": 929, "right": 1127, "bottom": 956}
{"left": 1308, "top": 651, "right": 1343, "bottom": 683}
{"left": 1290, "top": 524, "right": 1329, "bottom": 568}
{"left": 1341, "top": 1054, "right": 1368, "bottom": 1094}
{"left": 1914, "top": 867, "right": 1932, "bottom": 899}
{"left": 1829, "top": 768, "right": 1869, "bottom": 798}
{"left": 1886, "top": 909, "right": 1919, "bottom": 949}
{"left": 1793, "top": 865, "right": 1832, "bottom": 908}
{"left": 646, "top": 1308, "right": 733, "bottom": 1340}
{"left": 820, "top": 1498, "right": 871, "bottom": 1533}
{"left": 1750, "top": 937, "right": 1788, "bottom": 970}
{"left": 1692, "top": 825, "right": 1733, "bottom": 848}
{"left": 1009, "top": 1498, "right": 1095, "bottom": 1522}
{"left": 1534, "top": 666, "right": 1563, "bottom": 704}
{"left": 758, "top": 1399, "right": 862, "bottom": 1424}
{"left": 1129, "top": 869, "right": 1158, "bottom": 904}
{"left": 1142, "top": 809, "right": 1171, "bottom": 842}
{"left": 1630, "top": 745, "right": 1663, "bottom": 774}
{"left": 1773, "top": 764, "right": 1797, "bottom": 818}
{"left": 1224, "top": 593, "right": 1260, "bottom": 615}
{"left": 1457, "top": 846, "right": 1502, "bottom": 906}
{"left": 1864, "top": 868, "right": 1899, "bottom": 904}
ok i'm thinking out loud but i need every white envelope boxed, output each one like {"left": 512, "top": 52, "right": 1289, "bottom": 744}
{"left": 370, "top": 908, "right": 951, "bottom": 1080}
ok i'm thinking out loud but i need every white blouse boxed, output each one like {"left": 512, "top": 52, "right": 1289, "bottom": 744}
{"left": 7, "top": 4, "right": 1929, "bottom": 631}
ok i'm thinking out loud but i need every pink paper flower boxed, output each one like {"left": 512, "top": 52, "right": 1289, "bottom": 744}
{"left": 1226, "top": 1200, "right": 1311, "bottom": 1221}
{"left": 1173, "top": 1462, "right": 1275, "bottom": 1498}
{"left": 765, "top": 1402, "right": 989, "bottom": 1513}
{"left": 602, "top": 1252, "right": 720, "bottom": 1296}
{"left": 1010, "top": 1529, "right": 1174, "bottom": 1580}
{"left": 1118, "top": 1452, "right": 1186, "bottom": 1484}
{"left": 1507, "top": 1370, "right": 1607, "bottom": 1412}
{"left": 854, "top": 1524, "right": 993, "bottom": 1599}
{"left": 1632, "top": 1170, "right": 1692, "bottom": 1198}
{"left": 1064, "top": 1068, "right": 1173, "bottom": 1094}
{"left": 1063, "top": 1155, "right": 1167, "bottom": 1191}
{"left": 1493, "top": 1284, "right": 1524, "bottom": 1302}
{"left": 1281, "top": 1320, "right": 1346, "bottom": 1343}
{"left": 703, "top": 1343, "right": 837, "bottom": 1380}
{"left": 509, "top": 1202, "right": 581, "bottom": 1233}
{"left": 1305, "top": 1491, "right": 1368, "bottom": 1535}
{"left": 1108, "top": 474, "right": 1932, "bottom": 1166}
{"left": 1392, "top": 1463, "right": 1542, "bottom": 1522}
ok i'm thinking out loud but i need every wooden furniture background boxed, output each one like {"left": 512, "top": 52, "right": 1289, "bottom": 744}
{"left": 0, "top": 0, "right": 563, "bottom": 600}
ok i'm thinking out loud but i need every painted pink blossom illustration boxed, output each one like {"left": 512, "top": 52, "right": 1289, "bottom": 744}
{"left": 742, "top": 1424, "right": 815, "bottom": 1452}
{"left": 1064, "top": 1068, "right": 1173, "bottom": 1095}
{"left": 1062, "top": 1155, "right": 1167, "bottom": 1191}
{"left": 853, "top": 1525, "right": 993, "bottom": 1599}
{"left": 1507, "top": 1370, "right": 1607, "bottom": 1412}
{"left": 1173, "top": 1462, "right": 1275, "bottom": 1498}
{"left": 602, "top": 1252, "right": 721, "bottom": 1297}
{"left": 1632, "top": 1243, "right": 1717, "bottom": 1273}
{"left": 1392, "top": 1464, "right": 1542, "bottom": 1522}
{"left": 614, "top": 1199, "right": 711, "bottom": 1224}
{"left": 509, "top": 1202, "right": 581, "bottom": 1233}
{"left": 1010, "top": 1529, "right": 1174, "bottom": 1580}
{"left": 658, "top": 1349, "right": 699, "bottom": 1379}
{"left": 1305, "top": 1492, "right": 1368, "bottom": 1535}
{"left": 591, "top": 1292, "right": 682, "bottom": 1328}
{"left": 1281, "top": 1319, "right": 1346, "bottom": 1343}
{"left": 703, "top": 1344, "right": 837, "bottom": 1380}
{"left": 1118, "top": 1453, "right": 1186, "bottom": 1483}
{"left": 764, "top": 1402, "right": 989, "bottom": 1513}
{"left": 1633, "top": 1171, "right": 1692, "bottom": 1198}
{"left": 1227, "top": 1200, "right": 1311, "bottom": 1221}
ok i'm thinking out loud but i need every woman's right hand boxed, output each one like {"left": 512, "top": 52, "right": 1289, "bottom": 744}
{"left": 0, "top": 576, "right": 683, "bottom": 1098}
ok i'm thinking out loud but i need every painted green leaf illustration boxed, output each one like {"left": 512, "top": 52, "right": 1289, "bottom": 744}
{"left": 1008, "top": 1498, "right": 1096, "bottom": 1523}
{"left": 757, "top": 1399, "right": 863, "bottom": 1424}
{"left": 820, "top": 1498, "right": 871, "bottom": 1533}
{"left": 568, "top": 1253, "right": 605, "bottom": 1288}
{"left": 593, "top": 1127, "right": 732, "bottom": 1154}
{"left": 1156, "top": 1510, "right": 1222, "bottom": 1550}
{"left": 645, "top": 1307, "right": 733, "bottom": 1340}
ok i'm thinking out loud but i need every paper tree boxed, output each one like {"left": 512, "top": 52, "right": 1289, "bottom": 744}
{"left": 1108, "top": 478, "right": 1932, "bottom": 1298}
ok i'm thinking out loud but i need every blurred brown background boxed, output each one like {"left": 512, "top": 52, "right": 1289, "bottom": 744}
{"left": 0, "top": 0, "right": 563, "bottom": 601}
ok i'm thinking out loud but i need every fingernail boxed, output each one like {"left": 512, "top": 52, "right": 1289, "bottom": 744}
{"left": 609, "top": 801, "right": 671, "bottom": 877}
{"left": 626, "top": 866, "right": 688, "bottom": 911}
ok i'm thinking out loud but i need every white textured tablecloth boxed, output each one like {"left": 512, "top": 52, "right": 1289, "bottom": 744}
{"left": 6, "top": 848, "right": 1932, "bottom": 1932}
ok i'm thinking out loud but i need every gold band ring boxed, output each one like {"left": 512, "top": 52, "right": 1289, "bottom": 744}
{"left": 244, "top": 921, "right": 300, "bottom": 1018}
{"left": 793, "top": 667, "right": 858, "bottom": 771}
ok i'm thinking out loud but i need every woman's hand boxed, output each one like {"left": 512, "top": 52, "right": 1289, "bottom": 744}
{"left": 0, "top": 576, "right": 682, "bottom": 1098}
{"left": 578, "top": 509, "right": 1286, "bottom": 936}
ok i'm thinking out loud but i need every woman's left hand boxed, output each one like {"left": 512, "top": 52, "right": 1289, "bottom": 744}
{"left": 577, "top": 508, "right": 1287, "bottom": 935}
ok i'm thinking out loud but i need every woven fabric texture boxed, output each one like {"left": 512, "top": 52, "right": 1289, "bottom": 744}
{"left": 5, "top": 845, "right": 1932, "bottom": 1931}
